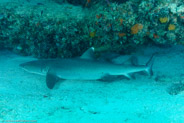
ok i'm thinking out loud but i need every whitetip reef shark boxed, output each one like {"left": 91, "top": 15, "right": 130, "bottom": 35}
{"left": 19, "top": 47, "right": 155, "bottom": 89}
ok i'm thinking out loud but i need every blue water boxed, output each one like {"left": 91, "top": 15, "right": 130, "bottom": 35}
{"left": 0, "top": 0, "right": 184, "bottom": 122}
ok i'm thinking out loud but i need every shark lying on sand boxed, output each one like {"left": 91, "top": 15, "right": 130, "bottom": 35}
{"left": 20, "top": 47, "right": 155, "bottom": 89}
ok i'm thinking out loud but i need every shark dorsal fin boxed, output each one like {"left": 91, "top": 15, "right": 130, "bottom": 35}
{"left": 80, "top": 47, "right": 95, "bottom": 60}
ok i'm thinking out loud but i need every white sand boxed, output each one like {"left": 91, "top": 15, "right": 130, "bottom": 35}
{"left": 0, "top": 45, "right": 184, "bottom": 122}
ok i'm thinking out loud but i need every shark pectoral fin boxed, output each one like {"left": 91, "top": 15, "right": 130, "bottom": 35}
{"left": 123, "top": 73, "right": 134, "bottom": 80}
{"left": 46, "top": 73, "right": 60, "bottom": 89}
{"left": 80, "top": 47, "right": 95, "bottom": 60}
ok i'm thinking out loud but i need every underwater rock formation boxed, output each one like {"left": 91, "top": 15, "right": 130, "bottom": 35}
{"left": 167, "top": 82, "right": 184, "bottom": 95}
{"left": 0, "top": 0, "right": 184, "bottom": 58}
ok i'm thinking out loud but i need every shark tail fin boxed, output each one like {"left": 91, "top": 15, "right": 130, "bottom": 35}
{"left": 145, "top": 53, "right": 157, "bottom": 76}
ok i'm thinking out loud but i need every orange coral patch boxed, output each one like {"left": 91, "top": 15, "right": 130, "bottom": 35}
{"left": 96, "top": 14, "right": 101, "bottom": 19}
{"left": 119, "top": 18, "right": 123, "bottom": 25}
{"left": 168, "top": 24, "right": 176, "bottom": 31}
{"left": 89, "top": 31, "right": 96, "bottom": 38}
{"left": 153, "top": 34, "right": 159, "bottom": 39}
{"left": 131, "top": 24, "right": 143, "bottom": 34}
{"left": 118, "top": 33, "right": 126, "bottom": 37}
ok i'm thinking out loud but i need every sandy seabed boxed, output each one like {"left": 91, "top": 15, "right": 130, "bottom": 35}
{"left": 0, "top": 45, "right": 184, "bottom": 123}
